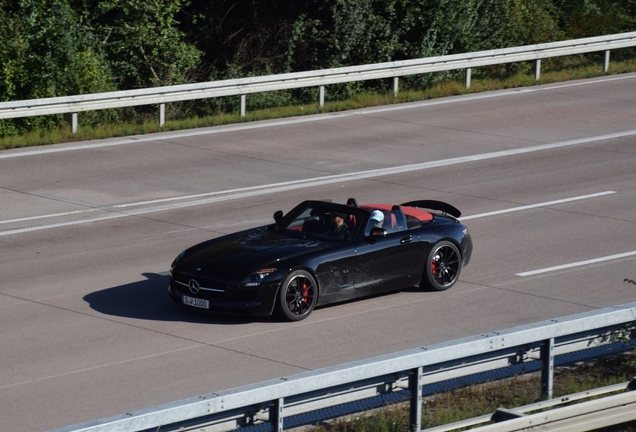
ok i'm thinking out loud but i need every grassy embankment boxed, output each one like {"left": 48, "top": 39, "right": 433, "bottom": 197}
{"left": 1, "top": 58, "right": 636, "bottom": 151}
{"left": 310, "top": 354, "right": 636, "bottom": 432}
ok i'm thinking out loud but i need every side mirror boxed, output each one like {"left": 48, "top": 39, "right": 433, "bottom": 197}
{"left": 369, "top": 227, "right": 387, "bottom": 238}
{"left": 273, "top": 210, "right": 283, "bottom": 223}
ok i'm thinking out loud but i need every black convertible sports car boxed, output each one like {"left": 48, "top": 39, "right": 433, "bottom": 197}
{"left": 169, "top": 198, "right": 472, "bottom": 321}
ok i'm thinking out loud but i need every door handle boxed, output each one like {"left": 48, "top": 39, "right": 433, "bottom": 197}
{"left": 400, "top": 235, "right": 412, "bottom": 244}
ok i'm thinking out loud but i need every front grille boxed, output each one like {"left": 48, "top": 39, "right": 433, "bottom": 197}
{"left": 173, "top": 274, "right": 227, "bottom": 290}
{"left": 173, "top": 276, "right": 227, "bottom": 300}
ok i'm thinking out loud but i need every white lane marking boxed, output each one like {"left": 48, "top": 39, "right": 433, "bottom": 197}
{"left": 110, "top": 176, "right": 354, "bottom": 208}
{"left": 0, "top": 212, "right": 130, "bottom": 236}
{"left": 1, "top": 130, "right": 633, "bottom": 237}
{"left": 516, "top": 251, "right": 636, "bottom": 276}
{"left": 1, "top": 74, "right": 635, "bottom": 160}
{"left": 459, "top": 191, "right": 616, "bottom": 221}
{"left": 0, "top": 209, "right": 98, "bottom": 224}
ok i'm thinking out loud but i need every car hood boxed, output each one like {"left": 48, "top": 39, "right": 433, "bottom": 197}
{"left": 176, "top": 228, "right": 325, "bottom": 276}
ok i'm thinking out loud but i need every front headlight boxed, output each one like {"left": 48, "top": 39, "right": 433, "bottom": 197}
{"left": 171, "top": 251, "right": 186, "bottom": 271}
{"left": 241, "top": 268, "right": 277, "bottom": 286}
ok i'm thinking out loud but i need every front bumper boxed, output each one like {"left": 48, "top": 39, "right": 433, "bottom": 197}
{"left": 168, "top": 275, "right": 279, "bottom": 316}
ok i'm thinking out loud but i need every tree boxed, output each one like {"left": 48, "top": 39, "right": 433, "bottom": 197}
{"left": 0, "top": 0, "right": 115, "bottom": 134}
{"left": 94, "top": 0, "right": 201, "bottom": 88}
{"left": 553, "top": 0, "right": 636, "bottom": 38}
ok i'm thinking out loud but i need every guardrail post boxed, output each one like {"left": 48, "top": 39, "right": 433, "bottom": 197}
{"left": 393, "top": 77, "right": 399, "bottom": 97}
{"left": 319, "top": 85, "right": 325, "bottom": 108}
{"left": 240, "top": 95, "right": 246, "bottom": 117}
{"left": 604, "top": 50, "right": 611, "bottom": 72}
{"left": 71, "top": 113, "right": 78, "bottom": 134}
{"left": 271, "top": 397, "right": 284, "bottom": 432}
{"left": 534, "top": 59, "right": 541, "bottom": 80}
{"left": 541, "top": 338, "right": 555, "bottom": 399}
{"left": 159, "top": 103, "right": 165, "bottom": 127}
{"left": 409, "top": 367, "right": 423, "bottom": 431}
{"left": 465, "top": 68, "right": 472, "bottom": 89}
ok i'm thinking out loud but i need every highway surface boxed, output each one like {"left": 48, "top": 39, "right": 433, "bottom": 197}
{"left": 1, "top": 74, "right": 636, "bottom": 431}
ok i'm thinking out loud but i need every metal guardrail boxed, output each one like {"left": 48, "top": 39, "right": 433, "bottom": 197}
{"left": 2, "top": 32, "right": 636, "bottom": 131}
{"left": 424, "top": 379, "right": 636, "bottom": 432}
{"left": 50, "top": 302, "right": 636, "bottom": 432}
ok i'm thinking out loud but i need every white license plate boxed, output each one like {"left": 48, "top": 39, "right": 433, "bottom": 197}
{"left": 183, "top": 295, "right": 209, "bottom": 309}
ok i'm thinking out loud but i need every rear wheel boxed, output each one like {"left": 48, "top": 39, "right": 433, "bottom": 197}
{"left": 276, "top": 270, "right": 318, "bottom": 321}
{"left": 422, "top": 241, "right": 461, "bottom": 291}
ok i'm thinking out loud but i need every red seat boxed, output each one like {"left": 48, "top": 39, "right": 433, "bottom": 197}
{"left": 382, "top": 211, "right": 397, "bottom": 231}
{"left": 345, "top": 214, "right": 357, "bottom": 233}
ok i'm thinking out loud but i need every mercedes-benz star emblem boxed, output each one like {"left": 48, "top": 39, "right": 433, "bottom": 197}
{"left": 189, "top": 279, "right": 200, "bottom": 294}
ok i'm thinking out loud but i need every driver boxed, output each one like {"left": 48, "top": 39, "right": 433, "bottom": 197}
{"left": 331, "top": 212, "right": 349, "bottom": 234}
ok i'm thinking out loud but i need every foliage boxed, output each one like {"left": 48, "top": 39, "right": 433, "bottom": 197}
{"left": 553, "top": 0, "right": 636, "bottom": 37}
{"left": 93, "top": 0, "right": 201, "bottom": 88}
{"left": 0, "top": 0, "right": 201, "bottom": 134}
{"left": 0, "top": 0, "right": 115, "bottom": 100}
{"left": 1, "top": 0, "right": 635, "bottom": 136}
{"left": 0, "top": 0, "right": 116, "bottom": 134}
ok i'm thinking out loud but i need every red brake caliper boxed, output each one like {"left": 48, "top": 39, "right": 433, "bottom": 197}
{"left": 302, "top": 282, "right": 309, "bottom": 304}
{"left": 431, "top": 260, "right": 437, "bottom": 276}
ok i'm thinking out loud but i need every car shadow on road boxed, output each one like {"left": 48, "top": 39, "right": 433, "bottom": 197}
{"left": 83, "top": 272, "right": 264, "bottom": 325}
{"left": 84, "top": 273, "right": 437, "bottom": 324}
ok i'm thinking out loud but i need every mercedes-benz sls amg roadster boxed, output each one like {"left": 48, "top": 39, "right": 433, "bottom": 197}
{"left": 168, "top": 198, "right": 472, "bottom": 321}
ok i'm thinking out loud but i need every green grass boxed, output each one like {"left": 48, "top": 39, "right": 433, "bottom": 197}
{"left": 309, "top": 354, "right": 636, "bottom": 432}
{"left": 2, "top": 58, "right": 636, "bottom": 151}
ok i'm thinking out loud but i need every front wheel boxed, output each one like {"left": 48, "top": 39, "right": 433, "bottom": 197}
{"left": 276, "top": 270, "right": 318, "bottom": 321}
{"left": 422, "top": 241, "right": 461, "bottom": 291}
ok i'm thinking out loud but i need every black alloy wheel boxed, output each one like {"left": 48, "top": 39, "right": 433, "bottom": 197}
{"left": 277, "top": 270, "right": 318, "bottom": 321}
{"left": 423, "top": 241, "right": 461, "bottom": 291}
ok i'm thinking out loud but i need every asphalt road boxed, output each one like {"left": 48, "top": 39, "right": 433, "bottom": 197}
{"left": 1, "top": 74, "right": 636, "bottom": 431}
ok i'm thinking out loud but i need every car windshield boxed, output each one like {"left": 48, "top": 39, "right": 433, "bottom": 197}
{"left": 275, "top": 201, "right": 362, "bottom": 241}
